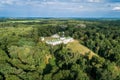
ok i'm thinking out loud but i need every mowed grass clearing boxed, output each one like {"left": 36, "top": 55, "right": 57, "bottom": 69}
{"left": 66, "top": 40, "right": 98, "bottom": 59}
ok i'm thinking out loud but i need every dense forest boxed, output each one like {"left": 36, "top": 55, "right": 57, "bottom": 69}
{"left": 0, "top": 18, "right": 120, "bottom": 80}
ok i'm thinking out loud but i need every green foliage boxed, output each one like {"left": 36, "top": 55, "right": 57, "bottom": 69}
{"left": 0, "top": 19, "right": 120, "bottom": 80}
{"left": 5, "top": 75, "right": 20, "bottom": 80}
{"left": 0, "top": 49, "right": 8, "bottom": 62}
{"left": 17, "top": 38, "right": 35, "bottom": 46}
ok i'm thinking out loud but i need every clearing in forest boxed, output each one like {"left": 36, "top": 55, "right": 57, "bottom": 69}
{"left": 66, "top": 40, "right": 98, "bottom": 59}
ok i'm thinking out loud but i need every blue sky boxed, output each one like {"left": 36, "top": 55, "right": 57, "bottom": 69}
{"left": 0, "top": 0, "right": 120, "bottom": 18}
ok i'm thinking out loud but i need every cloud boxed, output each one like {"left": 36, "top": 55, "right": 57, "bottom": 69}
{"left": 113, "top": 6, "right": 120, "bottom": 11}
{"left": 38, "top": 1, "right": 84, "bottom": 12}
{"left": 87, "top": 0, "right": 103, "bottom": 3}
{"left": 0, "top": 0, "right": 120, "bottom": 17}
{"left": 0, "top": 0, "right": 111, "bottom": 12}
{"left": 0, "top": 0, "right": 17, "bottom": 5}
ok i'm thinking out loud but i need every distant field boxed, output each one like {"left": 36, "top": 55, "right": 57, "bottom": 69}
{"left": 0, "top": 27, "right": 33, "bottom": 36}
{"left": 7, "top": 20, "right": 41, "bottom": 23}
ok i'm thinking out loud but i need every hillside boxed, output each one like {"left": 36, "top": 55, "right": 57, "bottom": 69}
{"left": 66, "top": 40, "right": 120, "bottom": 74}
{"left": 66, "top": 40, "right": 98, "bottom": 59}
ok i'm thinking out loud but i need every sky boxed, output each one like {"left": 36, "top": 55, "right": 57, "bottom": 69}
{"left": 0, "top": 0, "right": 120, "bottom": 18}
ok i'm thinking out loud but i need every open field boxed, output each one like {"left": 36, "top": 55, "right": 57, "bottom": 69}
{"left": 67, "top": 40, "right": 98, "bottom": 59}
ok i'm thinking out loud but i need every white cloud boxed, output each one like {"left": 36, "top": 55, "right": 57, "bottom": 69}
{"left": 0, "top": 0, "right": 119, "bottom": 13}
{"left": 0, "top": 0, "right": 17, "bottom": 5}
{"left": 39, "top": 1, "right": 84, "bottom": 11}
{"left": 56, "top": 5, "right": 84, "bottom": 12}
{"left": 113, "top": 6, "right": 120, "bottom": 11}
{"left": 88, "top": 0, "right": 102, "bottom": 3}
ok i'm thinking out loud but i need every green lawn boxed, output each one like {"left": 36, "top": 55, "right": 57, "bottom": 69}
{"left": 66, "top": 40, "right": 98, "bottom": 59}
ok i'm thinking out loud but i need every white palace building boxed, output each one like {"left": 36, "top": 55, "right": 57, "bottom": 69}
{"left": 42, "top": 34, "right": 74, "bottom": 46}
